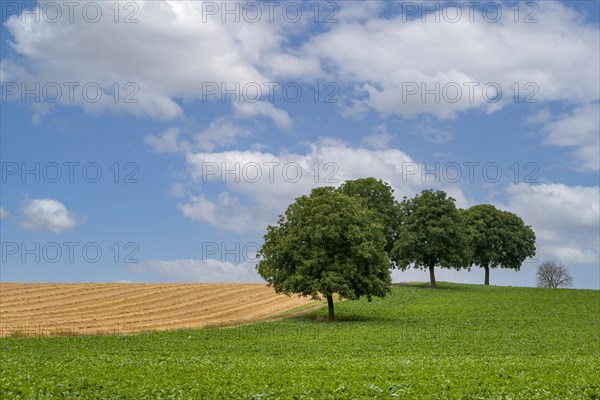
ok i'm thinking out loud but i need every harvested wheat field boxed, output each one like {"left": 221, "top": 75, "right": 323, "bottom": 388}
{"left": 0, "top": 283, "right": 316, "bottom": 337}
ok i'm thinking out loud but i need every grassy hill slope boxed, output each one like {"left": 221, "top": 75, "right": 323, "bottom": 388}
{"left": 1, "top": 282, "right": 599, "bottom": 399}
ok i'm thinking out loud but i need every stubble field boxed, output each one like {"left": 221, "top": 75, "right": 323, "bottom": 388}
{"left": 0, "top": 283, "right": 313, "bottom": 337}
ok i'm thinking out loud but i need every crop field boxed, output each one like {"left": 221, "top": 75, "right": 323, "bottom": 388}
{"left": 0, "top": 283, "right": 313, "bottom": 337}
{"left": 1, "top": 282, "right": 599, "bottom": 399}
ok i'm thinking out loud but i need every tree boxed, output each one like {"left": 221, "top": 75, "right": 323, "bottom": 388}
{"left": 536, "top": 260, "right": 573, "bottom": 288}
{"left": 391, "top": 190, "right": 469, "bottom": 288}
{"left": 462, "top": 204, "right": 536, "bottom": 285}
{"left": 257, "top": 187, "right": 391, "bottom": 321}
{"left": 338, "top": 178, "right": 401, "bottom": 256}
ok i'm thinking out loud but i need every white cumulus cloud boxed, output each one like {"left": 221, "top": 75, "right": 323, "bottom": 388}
{"left": 2, "top": 0, "right": 291, "bottom": 123}
{"left": 529, "top": 104, "right": 600, "bottom": 171}
{"left": 20, "top": 198, "right": 77, "bottom": 233}
{"left": 175, "top": 137, "right": 469, "bottom": 233}
{"left": 361, "top": 125, "right": 392, "bottom": 150}
{"left": 131, "top": 259, "right": 261, "bottom": 283}
{"left": 501, "top": 183, "right": 600, "bottom": 265}
{"left": 288, "top": 1, "right": 599, "bottom": 119}
{"left": 4, "top": 1, "right": 597, "bottom": 126}
{"left": 145, "top": 119, "right": 252, "bottom": 154}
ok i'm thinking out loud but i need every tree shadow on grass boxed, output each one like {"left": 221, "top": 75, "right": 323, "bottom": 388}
{"left": 290, "top": 312, "right": 399, "bottom": 324}
{"left": 395, "top": 281, "right": 468, "bottom": 290}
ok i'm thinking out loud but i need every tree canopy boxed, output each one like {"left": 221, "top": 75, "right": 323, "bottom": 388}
{"left": 391, "top": 190, "right": 470, "bottom": 288}
{"left": 462, "top": 204, "right": 536, "bottom": 285}
{"left": 257, "top": 186, "right": 391, "bottom": 320}
{"left": 338, "top": 178, "right": 401, "bottom": 256}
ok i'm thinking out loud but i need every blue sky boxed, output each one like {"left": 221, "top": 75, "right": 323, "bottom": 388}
{"left": 1, "top": 0, "right": 598, "bottom": 289}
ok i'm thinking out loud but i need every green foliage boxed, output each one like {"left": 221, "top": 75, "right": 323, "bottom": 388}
{"left": 391, "top": 190, "right": 470, "bottom": 286}
{"left": 257, "top": 186, "right": 391, "bottom": 310}
{"left": 338, "top": 178, "right": 401, "bottom": 256}
{"left": 2, "top": 284, "right": 599, "bottom": 399}
{"left": 462, "top": 204, "right": 536, "bottom": 274}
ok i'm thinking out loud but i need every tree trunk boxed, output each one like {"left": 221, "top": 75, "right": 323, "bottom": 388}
{"left": 429, "top": 265, "right": 437, "bottom": 288}
{"left": 326, "top": 294, "right": 335, "bottom": 321}
{"left": 484, "top": 266, "right": 490, "bottom": 285}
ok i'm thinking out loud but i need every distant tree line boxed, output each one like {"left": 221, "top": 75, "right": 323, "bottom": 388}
{"left": 257, "top": 178, "right": 538, "bottom": 320}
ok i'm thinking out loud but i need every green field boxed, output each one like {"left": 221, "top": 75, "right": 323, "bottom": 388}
{"left": 1, "top": 283, "right": 599, "bottom": 399}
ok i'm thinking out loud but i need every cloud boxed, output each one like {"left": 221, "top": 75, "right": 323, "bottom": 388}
{"left": 530, "top": 104, "right": 600, "bottom": 171}
{"left": 177, "top": 192, "right": 255, "bottom": 234}
{"left": 192, "top": 119, "right": 253, "bottom": 151}
{"left": 20, "top": 198, "right": 77, "bottom": 233}
{"left": 131, "top": 258, "right": 261, "bottom": 283}
{"left": 501, "top": 183, "right": 600, "bottom": 265}
{"left": 2, "top": 0, "right": 288, "bottom": 121}
{"left": 0, "top": 207, "right": 8, "bottom": 218}
{"left": 233, "top": 102, "right": 293, "bottom": 129}
{"left": 145, "top": 119, "right": 252, "bottom": 154}
{"left": 175, "top": 137, "right": 469, "bottom": 233}
{"left": 5, "top": 1, "right": 597, "bottom": 124}
{"left": 361, "top": 125, "right": 392, "bottom": 149}
{"left": 144, "top": 127, "right": 188, "bottom": 154}
{"left": 291, "top": 1, "right": 599, "bottom": 118}
{"left": 410, "top": 118, "right": 454, "bottom": 144}
{"left": 504, "top": 183, "right": 599, "bottom": 230}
